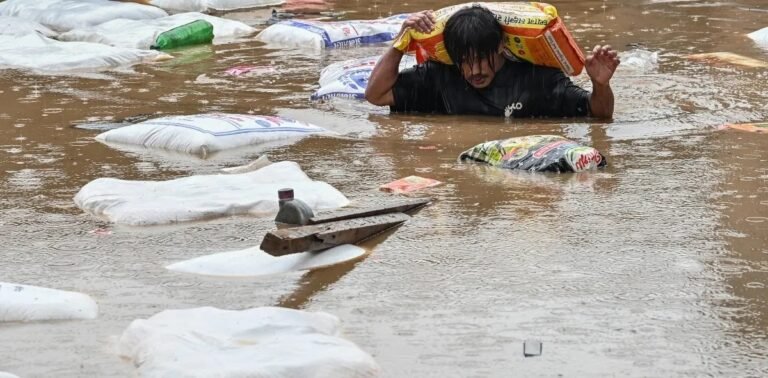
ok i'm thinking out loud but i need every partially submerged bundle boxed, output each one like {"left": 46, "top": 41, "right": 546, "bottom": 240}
{"left": 459, "top": 135, "right": 606, "bottom": 173}
{"left": 393, "top": 2, "right": 584, "bottom": 75}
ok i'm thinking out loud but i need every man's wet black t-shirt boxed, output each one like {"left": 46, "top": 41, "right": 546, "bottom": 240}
{"left": 391, "top": 59, "right": 591, "bottom": 117}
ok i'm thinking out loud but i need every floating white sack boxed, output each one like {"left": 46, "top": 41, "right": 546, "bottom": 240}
{"left": 74, "top": 161, "right": 349, "bottom": 226}
{"left": 119, "top": 307, "right": 379, "bottom": 377}
{"left": 0, "top": 282, "right": 98, "bottom": 322}
{"left": 146, "top": 0, "right": 285, "bottom": 13}
{"left": 0, "top": 372, "right": 20, "bottom": 378}
{"left": 0, "top": 34, "right": 169, "bottom": 72}
{"left": 167, "top": 244, "right": 366, "bottom": 277}
{"left": 312, "top": 54, "right": 417, "bottom": 100}
{"left": 95, "top": 113, "right": 328, "bottom": 156}
{"left": 0, "top": 0, "right": 168, "bottom": 33}
{"left": 59, "top": 12, "right": 256, "bottom": 50}
{"left": 0, "top": 16, "right": 57, "bottom": 37}
{"left": 257, "top": 14, "right": 408, "bottom": 49}
{"left": 748, "top": 27, "right": 768, "bottom": 49}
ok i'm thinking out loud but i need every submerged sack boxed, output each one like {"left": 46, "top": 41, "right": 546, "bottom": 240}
{"left": 393, "top": 2, "right": 584, "bottom": 75}
{"left": 312, "top": 54, "right": 417, "bottom": 100}
{"left": 143, "top": 0, "right": 285, "bottom": 13}
{"left": 0, "top": 0, "right": 167, "bottom": 32}
{"left": 459, "top": 135, "right": 606, "bottom": 172}
{"left": 256, "top": 14, "right": 408, "bottom": 49}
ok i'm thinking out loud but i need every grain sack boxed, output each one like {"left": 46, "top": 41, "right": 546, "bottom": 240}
{"left": 0, "top": 282, "right": 98, "bottom": 322}
{"left": 459, "top": 135, "right": 606, "bottom": 172}
{"left": 393, "top": 2, "right": 584, "bottom": 75}
{"left": 311, "top": 54, "right": 417, "bottom": 100}
{"left": 257, "top": 14, "right": 408, "bottom": 49}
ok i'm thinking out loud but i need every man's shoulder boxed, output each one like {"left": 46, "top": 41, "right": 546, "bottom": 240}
{"left": 501, "top": 58, "right": 565, "bottom": 76}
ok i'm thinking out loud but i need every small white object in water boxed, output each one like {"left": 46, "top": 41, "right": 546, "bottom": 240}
{"left": 748, "top": 26, "right": 768, "bottom": 48}
{"left": 618, "top": 49, "right": 659, "bottom": 73}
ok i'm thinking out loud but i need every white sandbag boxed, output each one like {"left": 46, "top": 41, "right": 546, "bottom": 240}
{"left": 147, "top": 0, "right": 285, "bottom": 13}
{"left": 95, "top": 113, "right": 327, "bottom": 157}
{"left": 0, "top": 282, "right": 98, "bottom": 322}
{"left": 257, "top": 14, "right": 408, "bottom": 49}
{"left": 119, "top": 307, "right": 379, "bottom": 378}
{"left": 167, "top": 244, "right": 366, "bottom": 277}
{"left": 0, "top": 34, "right": 169, "bottom": 72}
{"left": 59, "top": 12, "right": 256, "bottom": 50}
{"left": 0, "top": 0, "right": 168, "bottom": 33}
{"left": 748, "top": 26, "right": 768, "bottom": 48}
{"left": 312, "top": 55, "right": 417, "bottom": 100}
{"left": 0, "top": 16, "right": 57, "bottom": 37}
{"left": 74, "top": 161, "right": 349, "bottom": 226}
{"left": 0, "top": 372, "right": 20, "bottom": 378}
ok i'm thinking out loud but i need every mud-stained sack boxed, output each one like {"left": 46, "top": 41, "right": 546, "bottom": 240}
{"left": 393, "top": 2, "right": 584, "bottom": 75}
{"left": 74, "top": 161, "right": 349, "bottom": 226}
{"left": 0, "top": 16, "right": 57, "bottom": 37}
{"left": 0, "top": 0, "right": 168, "bottom": 33}
{"left": 459, "top": 135, "right": 606, "bottom": 172}
{"left": 312, "top": 54, "right": 417, "bottom": 100}
{"left": 748, "top": 27, "right": 768, "bottom": 49}
{"left": 0, "top": 282, "right": 98, "bottom": 322}
{"left": 256, "top": 14, "right": 408, "bottom": 49}
{"left": 143, "top": 0, "right": 285, "bottom": 13}
{"left": 119, "top": 307, "right": 379, "bottom": 377}
{"left": 59, "top": 12, "right": 255, "bottom": 50}
{"left": 0, "top": 34, "right": 169, "bottom": 72}
{"left": 167, "top": 244, "right": 366, "bottom": 277}
{"left": 95, "top": 113, "right": 327, "bottom": 157}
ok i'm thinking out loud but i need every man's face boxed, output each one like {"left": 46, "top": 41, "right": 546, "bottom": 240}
{"left": 459, "top": 50, "right": 504, "bottom": 89}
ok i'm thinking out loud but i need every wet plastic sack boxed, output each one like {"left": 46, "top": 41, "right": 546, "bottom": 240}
{"left": 312, "top": 54, "right": 417, "bottom": 100}
{"left": 0, "top": 16, "right": 57, "bottom": 37}
{"left": 60, "top": 12, "right": 255, "bottom": 50}
{"left": 0, "top": 34, "right": 169, "bottom": 72}
{"left": 144, "top": 0, "right": 285, "bottom": 13}
{"left": 748, "top": 27, "right": 768, "bottom": 49}
{"left": 119, "top": 307, "right": 379, "bottom": 377}
{"left": 95, "top": 113, "right": 327, "bottom": 156}
{"left": 256, "top": 14, "right": 408, "bottom": 49}
{"left": 393, "top": 2, "right": 584, "bottom": 75}
{"left": 459, "top": 135, "right": 606, "bottom": 172}
{"left": 74, "top": 161, "right": 349, "bottom": 226}
{"left": 0, "top": 0, "right": 168, "bottom": 33}
{"left": 0, "top": 282, "right": 98, "bottom": 322}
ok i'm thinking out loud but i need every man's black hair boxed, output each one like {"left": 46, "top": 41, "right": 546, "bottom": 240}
{"left": 443, "top": 5, "right": 503, "bottom": 70}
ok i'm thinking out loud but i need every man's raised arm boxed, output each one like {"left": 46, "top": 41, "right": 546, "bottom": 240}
{"left": 585, "top": 44, "right": 620, "bottom": 119}
{"left": 365, "top": 11, "right": 436, "bottom": 107}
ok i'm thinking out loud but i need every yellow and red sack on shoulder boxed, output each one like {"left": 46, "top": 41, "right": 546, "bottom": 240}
{"left": 393, "top": 2, "right": 585, "bottom": 75}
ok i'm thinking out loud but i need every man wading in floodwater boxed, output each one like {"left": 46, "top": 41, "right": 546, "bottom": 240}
{"left": 365, "top": 6, "right": 620, "bottom": 118}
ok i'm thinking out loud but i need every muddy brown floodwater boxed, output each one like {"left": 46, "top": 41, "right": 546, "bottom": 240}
{"left": 1, "top": 0, "right": 767, "bottom": 376}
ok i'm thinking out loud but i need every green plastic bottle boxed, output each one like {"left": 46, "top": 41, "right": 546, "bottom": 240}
{"left": 152, "top": 20, "right": 214, "bottom": 50}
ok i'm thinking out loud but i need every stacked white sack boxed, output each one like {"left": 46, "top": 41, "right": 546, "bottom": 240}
{"left": 60, "top": 12, "right": 256, "bottom": 49}
{"left": 0, "top": 34, "right": 169, "bottom": 72}
{"left": 0, "top": 0, "right": 167, "bottom": 32}
{"left": 0, "top": 282, "right": 98, "bottom": 322}
{"left": 147, "top": 0, "right": 285, "bottom": 13}
{"left": 95, "top": 113, "right": 328, "bottom": 156}
{"left": 0, "top": 16, "right": 57, "bottom": 37}
{"left": 119, "top": 307, "right": 379, "bottom": 377}
{"left": 257, "top": 14, "right": 408, "bottom": 49}
{"left": 74, "top": 161, "right": 349, "bottom": 226}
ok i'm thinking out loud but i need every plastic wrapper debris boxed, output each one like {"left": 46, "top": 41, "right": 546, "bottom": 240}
{"left": 380, "top": 176, "right": 443, "bottom": 193}
{"left": 167, "top": 244, "right": 366, "bottom": 277}
{"left": 0, "top": 0, "right": 168, "bottom": 33}
{"left": 719, "top": 122, "right": 768, "bottom": 133}
{"left": 74, "top": 161, "right": 349, "bottom": 226}
{"left": 0, "top": 34, "right": 171, "bottom": 72}
{"left": 95, "top": 113, "right": 328, "bottom": 157}
{"left": 256, "top": 14, "right": 408, "bottom": 49}
{"left": 118, "top": 306, "right": 379, "bottom": 377}
{"left": 0, "top": 282, "right": 98, "bottom": 322}
{"left": 393, "top": 2, "right": 584, "bottom": 75}
{"left": 0, "top": 16, "right": 57, "bottom": 37}
{"left": 312, "top": 54, "right": 417, "bottom": 100}
{"left": 618, "top": 49, "right": 659, "bottom": 73}
{"left": 144, "top": 0, "right": 285, "bottom": 13}
{"left": 59, "top": 12, "right": 256, "bottom": 50}
{"left": 686, "top": 52, "right": 767, "bottom": 68}
{"left": 748, "top": 26, "right": 768, "bottom": 49}
{"left": 459, "top": 135, "right": 606, "bottom": 173}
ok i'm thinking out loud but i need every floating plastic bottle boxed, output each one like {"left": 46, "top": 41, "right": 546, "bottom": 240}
{"left": 152, "top": 20, "right": 214, "bottom": 50}
{"left": 274, "top": 188, "right": 314, "bottom": 226}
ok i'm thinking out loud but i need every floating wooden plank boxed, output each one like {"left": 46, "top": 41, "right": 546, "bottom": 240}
{"left": 261, "top": 213, "right": 410, "bottom": 256}
{"left": 308, "top": 198, "right": 430, "bottom": 225}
